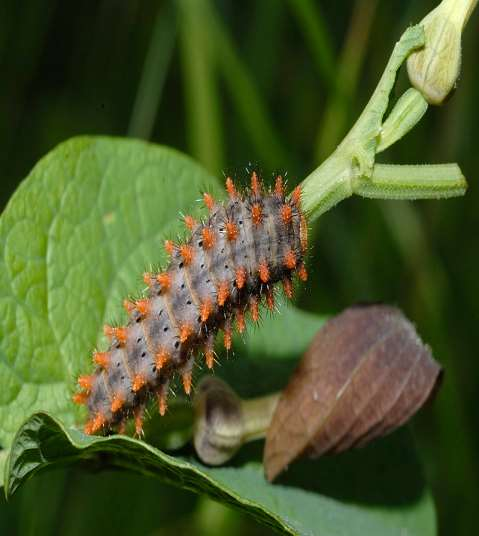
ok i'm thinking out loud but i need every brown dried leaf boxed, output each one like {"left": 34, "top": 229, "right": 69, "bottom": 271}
{"left": 264, "top": 304, "right": 442, "bottom": 482}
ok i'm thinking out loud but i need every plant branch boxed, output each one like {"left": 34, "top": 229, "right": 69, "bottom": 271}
{"left": 300, "top": 24, "right": 468, "bottom": 222}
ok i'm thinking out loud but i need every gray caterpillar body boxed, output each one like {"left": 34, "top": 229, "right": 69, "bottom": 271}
{"left": 74, "top": 173, "right": 308, "bottom": 435}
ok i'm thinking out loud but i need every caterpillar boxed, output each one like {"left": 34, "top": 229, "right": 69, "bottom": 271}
{"left": 73, "top": 172, "right": 308, "bottom": 436}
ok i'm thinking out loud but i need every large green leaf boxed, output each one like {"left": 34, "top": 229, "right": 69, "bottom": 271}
{"left": 0, "top": 136, "right": 223, "bottom": 477}
{"left": 0, "top": 467, "right": 199, "bottom": 536}
{"left": 0, "top": 137, "right": 436, "bottom": 535}
{"left": 6, "top": 412, "right": 435, "bottom": 536}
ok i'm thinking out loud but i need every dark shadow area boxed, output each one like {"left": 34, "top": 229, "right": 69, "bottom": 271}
{"left": 213, "top": 355, "right": 299, "bottom": 399}
{"left": 276, "top": 427, "right": 425, "bottom": 506}
{"left": 230, "top": 428, "right": 425, "bottom": 508}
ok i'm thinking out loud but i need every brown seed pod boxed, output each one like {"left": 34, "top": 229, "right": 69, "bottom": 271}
{"left": 263, "top": 304, "right": 443, "bottom": 482}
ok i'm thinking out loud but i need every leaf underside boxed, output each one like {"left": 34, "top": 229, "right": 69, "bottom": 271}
{"left": 0, "top": 137, "right": 435, "bottom": 535}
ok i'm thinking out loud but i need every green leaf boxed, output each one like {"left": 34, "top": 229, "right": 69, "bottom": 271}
{"left": 6, "top": 412, "right": 435, "bottom": 536}
{"left": 0, "top": 136, "right": 223, "bottom": 483}
{"left": 1, "top": 137, "right": 435, "bottom": 534}
{"left": 0, "top": 468, "right": 199, "bottom": 535}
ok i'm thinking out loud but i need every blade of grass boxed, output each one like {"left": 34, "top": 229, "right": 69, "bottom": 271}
{"left": 204, "top": 0, "right": 293, "bottom": 171}
{"left": 287, "top": 0, "right": 336, "bottom": 89}
{"left": 178, "top": 0, "right": 224, "bottom": 173}
{"left": 315, "top": 0, "right": 379, "bottom": 162}
{"left": 128, "top": 1, "right": 177, "bottom": 140}
{"left": 244, "top": 0, "right": 285, "bottom": 95}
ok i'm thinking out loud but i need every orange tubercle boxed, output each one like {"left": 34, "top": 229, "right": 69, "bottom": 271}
{"left": 116, "top": 328, "right": 128, "bottom": 344}
{"left": 225, "top": 176, "right": 237, "bottom": 198}
{"left": 184, "top": 215, "right": 197, "bottom": 231}
{"left": 236, "top": 309, "right": 246, "bottom": 333}
{"left": 143, "top": 272, "right": 153, "bottom": 286}
{"left": 132, "top": 374, "right": 146, "bottom": 392}
{"left": 284, "top": 249, "right": 297, "bottom": 270}
{"left": 155, "top": 348, "right": 169, "bottom": 369}
{"left": 205, "top": 349, "right": 214, "bottom": 369}
{"left": 157, "top": 272, "right": 171, "bottom": 290}
{"left": 235, "top": 266, "right": 247, "bottom": 289}
{"left": 203, "top": 192, "right": 215, "bottom": 211}
{"left": 223, "top": 320, "right": 232, "bottom": 350}
{"left": 164, "top": 239, "right": 175, "bottom": 255}
{"left": 84, "top": 420, "right": 94, "bottom": 435}
{"left": 73, "top": 391, "right": 88, "bottom": 405}
{"left": 250, "top": 296, "right": 259, "bottom": 322}
{"left": 123, "top": 299, "right": 135, "bottom": 314}
{"left": 78, "top": 374, "right": 95, "bottom": 392}
{"left": 93, "top": 351, "right": 110, "bottom": 369}
{"left": 291, "top": 185, "right": 301, "bottom": 207}
{"left": 200, "top": 298, "right": 213, "bottom": 322}
{"left": 275, "top": 175, "right": 284, "bottom": 197}
{"left": 251, "top": 203, "right": 262, "bottom": 225}
{"left": 180, "top": 244, "right": 194, "bottom": 265}
{"left": 111, "top": 394, "right": 124, "bottom": 413}
{"left": 204, "top": 334, "right": 215, "bottom": 369}
{"left": 182, "top": 371, "right": 192, "bottom": 395}
{"left": 157, "top": 391, "right": 168, "bottom": 416}
{"left": 86, "top": 412, "right": 106, "bottom": 435}
{"left": 135, "top": 299, "right": 149, "bottom": 316}
{"left": 104, "top": 325, "right": 127, "bottom": 345}
{"left": 217, "top": 281, "right": 230, "bottom": 306}
{"left": 93, "top": 413, "right": 106, "bottom": 432}
{"left": 298, "top": 263, "right": 308, "bottom": 281}
{"left": 259, "top": 261, "right": 270, "bottom": 283}
{"left": 134, "top": 407, "right": 144, "bottom": 436}
{"left": 103, "top": 324, "right": 115, "bottom": 339}
{"left": 281, "top": 204, "right": 292, "bottom": 225}
{"left": 179, "top": 323, "right": 193, "bottom": 343}
{"left": 282, "top": 277, "right": 293, "bottom": 299}
{"left": 266, "top": 288, "right": 275, "bottom": 311}
{"left": 251, "top": 171, "right": 261, "bottom": 196}
{"left": 226, "top": 221, "right": 239, "bottom": 241}
{"left": 201, "top": 227, "right": 215, "bottom": 249}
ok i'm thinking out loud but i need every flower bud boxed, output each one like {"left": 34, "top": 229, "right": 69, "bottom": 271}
{"left": 193, "top": 376, "right": 280, "bottom": 465}
{"left": 193, "top": 377, "right": 245, "bottom": 465}
{"left": 407, "top": 0, "right": 477, "bottom": 105}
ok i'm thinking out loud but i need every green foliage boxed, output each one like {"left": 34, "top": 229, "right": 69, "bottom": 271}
{"left": 0, "top": 136, "right": 222, "bottom": 484}
{"left": 0, "top": 469, "right": 199, "bottom": 535}
{"left": 0, "top": 137, "right": 435, "bottom": 535}
{"left": 6, "top": 413, "right": 435, "bottom": 536}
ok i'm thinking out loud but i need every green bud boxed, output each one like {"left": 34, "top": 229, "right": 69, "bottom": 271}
{"left": 407, "top": 0, "right": 477, "bottom": 105}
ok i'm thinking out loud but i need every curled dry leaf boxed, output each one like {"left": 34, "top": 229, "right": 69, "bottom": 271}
{"left": 264, "top": 304, "right": 443, "bottom": 482}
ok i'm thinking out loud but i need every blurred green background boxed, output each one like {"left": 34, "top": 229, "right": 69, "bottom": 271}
{"left": 0, "top": 0, "right": 477, "bottom": 534}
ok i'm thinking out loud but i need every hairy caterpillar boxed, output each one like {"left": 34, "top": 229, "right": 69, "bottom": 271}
{"left": 73, "top": 172, "right": 308, "bottom": 435}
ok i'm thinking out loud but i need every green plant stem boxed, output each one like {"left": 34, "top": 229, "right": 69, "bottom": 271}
{"left": 300, "top": 25, "right": 467, "bottom": 222}
{"left": 240, "top": 393, "right": 280, "bottom": 443}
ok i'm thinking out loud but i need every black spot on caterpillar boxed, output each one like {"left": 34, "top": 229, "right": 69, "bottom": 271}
{"left": 74, "top": 172, "right": 308, "bottom": 435}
